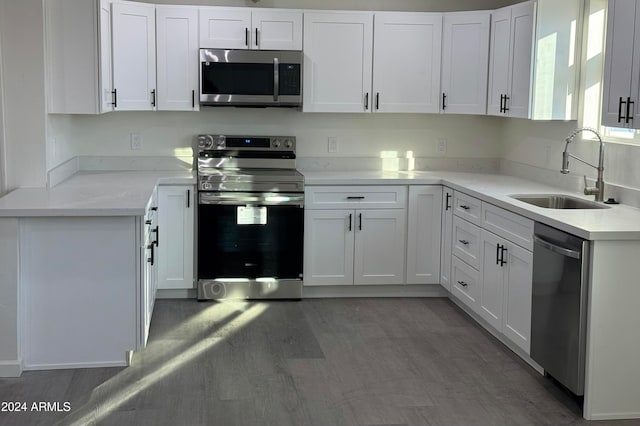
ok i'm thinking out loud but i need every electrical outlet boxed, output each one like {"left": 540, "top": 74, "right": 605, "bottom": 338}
{"left": 328, "top": 136, "right": 339, "bottom": 153}
{"left": 130, "top": 133, "right": 143, "bottom": 150}
{"left": 437, "top": 138, "right": 447, "bottom": 154}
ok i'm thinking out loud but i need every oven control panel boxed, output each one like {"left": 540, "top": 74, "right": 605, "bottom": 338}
{"left": 197, "top": 135, "right": 296, "bottom": 152}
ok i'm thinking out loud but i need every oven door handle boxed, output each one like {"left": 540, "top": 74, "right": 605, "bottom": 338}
{"left": 199, "top": 192, "right": 304, "bottom": 206}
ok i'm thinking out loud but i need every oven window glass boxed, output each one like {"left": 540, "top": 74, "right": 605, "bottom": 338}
{"left": 202, "top": 63, "right": 274, "bottom": 95}
{"left": 198, "top": 204, "right": 303, "bottom": 280}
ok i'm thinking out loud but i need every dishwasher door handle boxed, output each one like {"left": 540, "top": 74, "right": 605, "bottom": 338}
{"left": 533, "top": 235, "right": 581, "bottom": 259}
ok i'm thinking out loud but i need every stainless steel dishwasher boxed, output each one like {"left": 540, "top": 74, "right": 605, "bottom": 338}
{"left": 530, "top": 222, "right": 589, "bottom": 396}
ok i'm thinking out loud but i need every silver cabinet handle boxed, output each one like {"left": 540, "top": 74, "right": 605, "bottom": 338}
{"left": 533, "top": 235, "right": 581, "bottom": 259}
{"left": 458, "top": 240, "right": 469, "bottom": 245}
{"left": 459, "top": 205, "right": 470, "bottom": 210}
{"left": 457, "top": 280, "right": 468, "bottom": 287}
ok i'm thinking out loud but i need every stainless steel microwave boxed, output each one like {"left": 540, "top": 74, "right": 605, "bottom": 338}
{"left": 199, "top": 49, "right": 302, "bottom": 108}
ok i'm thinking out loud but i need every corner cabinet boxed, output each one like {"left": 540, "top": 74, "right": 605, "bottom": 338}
{"left": 602, "top": 0, "right": 640, "bottom": 128}
{"left": 440, "top": 11, "right": 491, "bottom": 115}
{"left": 157, "top": 185, "right": 195, "bottom": 290}
{"left": 303, "top": 186, "right": 407, "bottom": 286}
{"left": 303, "top": 12, "right": 374, "bottom": 113}
{"left": 199, "top": 7, "right": 302, "bottom": 50}
{"left": 156, "top": 6, "right": 199, "bottom": 111}
{"left": 406, "top": 186, "right": 442, "bottom": 284}
{"left": 488, "top": 0, "right": 582, "bottom": 120}
{"left": 112, "top": 1, "right": 156, "bottom": 111}
{"left": 46, "top": 0, "right": 114, "bottom": 114}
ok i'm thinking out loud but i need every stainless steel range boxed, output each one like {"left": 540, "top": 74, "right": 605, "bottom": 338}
{"left": 196, "top": 134, "right": 304, "bottom": 300}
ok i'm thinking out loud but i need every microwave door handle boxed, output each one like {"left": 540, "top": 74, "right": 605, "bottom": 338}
{"left": 273, "top": 57, "right": 279, "bottom": 102}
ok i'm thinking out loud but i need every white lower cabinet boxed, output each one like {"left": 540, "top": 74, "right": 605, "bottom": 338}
{"left": 303, "top": 185, "right": 407, "bottom": 286}
{"left": 448, "top": 191, "right": 534, "bottom": 355}
{"left": 406, "top": 186, "right": 443, "bottom": 284}
{"left": 304, "top": 208, "right": 405, "bottom": 286}
{"left": 479, "top": 229, "right": 533, "bottom": 353}
{"left": 157, "top": 185, "right": 195, "bottom": 290}
{"left": 354, "top": 209, "right": 406, "bottom": 285}
{"left": 303, "top": 210, "right": 355, "bottom": 285}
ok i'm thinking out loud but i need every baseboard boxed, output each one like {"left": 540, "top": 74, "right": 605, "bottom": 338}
{"left": 0, "top": 359, "right": 23, "bottom": 377}
{"left": 156, "top": 289, "right": 196, "bottom": 299}
{"left": 302, "top": 284, "right": 447, "bottom": 298}
{"left": 588, "top": 412, "right": 640, "bottom": 421}
{"left": 22, "top": 359, "right": 128, "bottom": 371}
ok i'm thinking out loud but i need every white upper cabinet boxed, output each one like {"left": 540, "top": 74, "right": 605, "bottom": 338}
{"left": 199, "top": 7, "right": 302, "bottom": 50}
{"left": 46, "top": 0, "right": 114, "bottom": 114}
{"left": 252, "top": 10, "right": 303, "bottom": 50}
{"left": 156, "top": 6, "right": 199, "bottom": 111}
{"left": 112, "top": 1, "right": 156, "bottom": 111}
{"left": 303, "top": 11, "right": 374, "bottom": 113}
{"left": 441, "top": 11, "right": 491, "bottom": 115}
{"left": 530, "top": 0, "right": 582, "bottom": 120}
{"left": 372, "top": 12, "right": 443, "bottom": 113}
{"left": 487, "top": 2, "right": 535, "bottom": 118}
{"left": 602, "top": 0, "right": 640, "bottom": 128}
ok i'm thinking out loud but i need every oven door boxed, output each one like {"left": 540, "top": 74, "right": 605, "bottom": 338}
{"left": 200, "top": 49, "right": 302, "bottom": 106}
{"left": 198, "top": 192, "right": 304, "bottom": 281}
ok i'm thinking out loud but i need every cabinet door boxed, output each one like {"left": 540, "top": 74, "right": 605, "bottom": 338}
{"left": 406, "top": 186, "right": 442, "bottom": 284}
{"left": 304, "top": 210, "right": 354, "bottom": 286}
{"left": 354, "top": 209, "right": 406, "bottom": 285}
{"left": 99, "top": 0, "right": 114, "bottom": 113}
{"left": 440, "top": 187, "right": 454, "bottom": 291}
{"left": 506, "top": 1, "right": 534, "bottom": 119}
{"left": 303, "top": 12, "right": 373, "bottom": 112}
{"left": 441, "top": 11, "right": 490, "bottom": 115}
{"left": 503, "top": 242, "right": 533, "bottom": 354}
{"left": 156, "top": 6, "right": 199, "bottom": 111}
{"left": 372, "top": 12, "right": 442, "bottom": 113}
{"left": 157, "top": 186, "right": 195, "bottom": 290}
{"left": 112, "top": 1, "right": 156, "bottom": 111}
{"left": 252, "top": 10, "right": 302, "bottom": 51}
{"left": 479, "top": 230, "right": 505, "bottom": 331}
{"left": 602, "top": 0, "right": 639, "bottom": 128}
{"left": 199, "top": 7, "right": 251, "bottom": 49}
{"left": 487, "top": 7, "right": 512, "bottom": 117}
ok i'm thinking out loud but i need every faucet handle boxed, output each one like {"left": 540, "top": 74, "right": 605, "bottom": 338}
{"left": 583, "top": 175, "right": 599, "bottom": 196}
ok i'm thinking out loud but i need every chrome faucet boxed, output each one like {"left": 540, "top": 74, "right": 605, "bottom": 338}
{"left": 561, "top": 127, "right": 605, "bottom": 202}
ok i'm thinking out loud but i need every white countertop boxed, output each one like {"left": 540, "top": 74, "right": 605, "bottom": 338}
{"left": 1, "top": 168, "right": 639, "bottom": 240}
{"left": 0, "top": 171, "right": 195, "bottom": 217}
{"left": 303, "top": 170, "right": 640, "bottom": 241}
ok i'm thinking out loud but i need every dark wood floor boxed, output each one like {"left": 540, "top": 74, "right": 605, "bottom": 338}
{"left": 1, "top": 298, "right": 639, "bottom": 426}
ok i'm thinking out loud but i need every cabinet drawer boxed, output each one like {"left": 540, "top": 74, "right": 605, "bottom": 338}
{"left": 451, "top": 256, "right": 480, "bottom": 311}
{"left": 452, "top": 216, "right": 482, "bottom": 270}
{"left": 453, "top": 191, "right": 482, "bottom": 225}
{"left": 481, "top": 203, "right": 534, "bottom": 251}
{"left": 305, "top": 186, "right": 407, "bottom": 209}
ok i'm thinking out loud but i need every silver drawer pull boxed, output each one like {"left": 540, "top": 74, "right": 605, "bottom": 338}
{"left": 458, "top": 239, "right": 469, "bottom": 245}
{"left": 459, "top": 205, "right": 471, "bottom": 210}
{"left": 457, "top": 280, "right": 468, "bottom": 287}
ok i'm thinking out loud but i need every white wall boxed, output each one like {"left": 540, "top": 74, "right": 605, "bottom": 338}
{"left": 59, "top": 110, "right": 504, "bottom": 160}
{"left": 0, "top": 0, "right": 47, "bottom": 190}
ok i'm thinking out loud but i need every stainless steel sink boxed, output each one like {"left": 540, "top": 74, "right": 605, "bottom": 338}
{"left": 510, "top": 194, "right": 610, "bottom": 210}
